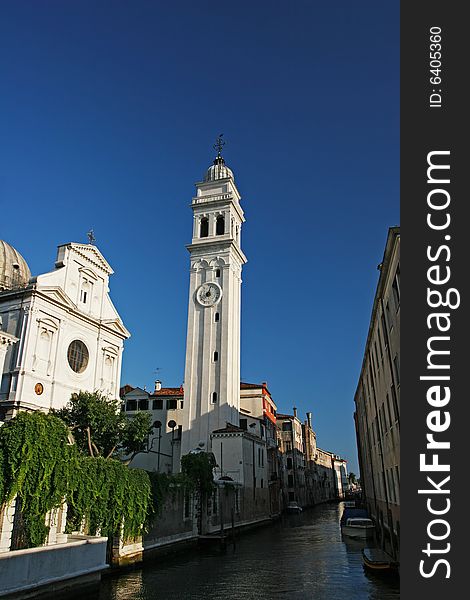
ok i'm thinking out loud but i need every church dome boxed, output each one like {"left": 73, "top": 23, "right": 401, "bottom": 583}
{"left": 204, "top": 155, "right": 234, "bottom": 182}
{"left": 0, "top": 240, "right": 31, "bottom": 291}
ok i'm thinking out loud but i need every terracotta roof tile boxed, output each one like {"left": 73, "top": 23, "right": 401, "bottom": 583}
{"left": 240, "top": 382, "right": 263, "bottom": 389}
{"left": 120, "top": 384, "right": 135, "bottom": 396}
{"left": 212, "top": 423, "right": 244, "bottom": 434}
{"left": 151, "top": 387, "right": 184, "bottom": 396}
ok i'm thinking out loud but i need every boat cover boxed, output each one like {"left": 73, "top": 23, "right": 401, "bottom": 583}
{"left": 340, "top": 507, "right": 368, "bottom": 526}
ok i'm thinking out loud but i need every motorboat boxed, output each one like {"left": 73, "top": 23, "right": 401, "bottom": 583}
{"left": 340, "top": 507, "right": 374, "bottom": 539}
{"left": 286, "top": 501, "right": 302, "bottom": 514}
{"left": 341, "top": 517, "right": 375, "bottom": 539}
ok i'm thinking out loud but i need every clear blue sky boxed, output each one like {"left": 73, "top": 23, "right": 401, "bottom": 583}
{"left": 1, "top": 1, "right": 399, "bottom": 474}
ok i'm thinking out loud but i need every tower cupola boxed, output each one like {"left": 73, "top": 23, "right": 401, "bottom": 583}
{"left": 203, "top": 134, "right": 234, "bottom": 182}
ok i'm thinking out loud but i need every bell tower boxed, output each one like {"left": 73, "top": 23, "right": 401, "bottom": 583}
{"left": 181, "top": 139, "right": 247, "bottom": 456}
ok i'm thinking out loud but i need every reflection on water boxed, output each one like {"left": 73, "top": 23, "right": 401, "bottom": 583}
{"left": 97, "top": 503, "right": 399, "bottom": 600}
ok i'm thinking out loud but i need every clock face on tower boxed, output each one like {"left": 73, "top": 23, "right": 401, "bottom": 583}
{"left": 196, "top": 282, "right": 222, "bottom": 307}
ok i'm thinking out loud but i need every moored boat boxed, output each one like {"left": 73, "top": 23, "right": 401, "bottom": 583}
{"left": 286, "top": 501, "right": 302, "bottom": 514}
{"left": 340, "top": 507, "right": 374, "bottom": 539}
{"left": 361, "top": 548, "right": 399, "bottom": 573}
{"left": 342, "top": 517, "right": 375, "bottom": 539}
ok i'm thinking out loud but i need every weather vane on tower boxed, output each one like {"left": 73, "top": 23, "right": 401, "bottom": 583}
{"left": 213, "top": 133, "right": 225, "bottom": 158}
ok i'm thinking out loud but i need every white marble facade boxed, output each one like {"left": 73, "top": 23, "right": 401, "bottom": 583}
{"left": 0, "top": 241, "right": 130, "bottom": 419}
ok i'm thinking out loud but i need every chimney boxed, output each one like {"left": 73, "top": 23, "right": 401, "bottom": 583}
{"left": 155, "top": 380, "right": 162, "bottom": 392}
{"left": 293, "top": 406, "right": 298, "bottom": 418}
{"left": 307, "top": 412, "right": 312, "bottom": 429}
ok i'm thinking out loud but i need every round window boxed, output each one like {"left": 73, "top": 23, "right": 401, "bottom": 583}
{"left": 67, "top": 340, "right": 89, "bottom": 373}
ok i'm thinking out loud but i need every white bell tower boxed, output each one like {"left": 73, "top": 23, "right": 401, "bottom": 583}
{"left": 181, "top": 140, "right": 247, "bottom": 456}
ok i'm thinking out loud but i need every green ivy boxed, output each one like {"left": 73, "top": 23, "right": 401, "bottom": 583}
{"left": 0, "top": 412, "right": 152, "bottom": 547}
{"left": 0, "top": 412, "right": 71, "bottom": 547}
{"left": 180, "top": 451, "right": 216, "bottom": 494}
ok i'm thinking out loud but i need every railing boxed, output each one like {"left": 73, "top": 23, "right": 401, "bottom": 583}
{"left": 192, "top": 193, "right": 233, "bottom": 205}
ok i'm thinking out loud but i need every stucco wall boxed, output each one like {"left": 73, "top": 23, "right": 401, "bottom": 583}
{"left": 0, "top": 536, "right": 107, "bottom": 597}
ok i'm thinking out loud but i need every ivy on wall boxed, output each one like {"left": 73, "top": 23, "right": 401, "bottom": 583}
{"left": 0, "top": 412, "right": 71, "bottom": 547}
{"left": 0, "top": 412, "right": 152, "bottom": 547}
{"left": 0, "top": 413, "right": 217, "bottom": 550}
{"left": 180, "top": 451, "right": 216, "bottom": 494}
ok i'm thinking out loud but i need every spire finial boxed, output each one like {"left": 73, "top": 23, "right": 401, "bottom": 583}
{"left": 213, "top": 133, "right": 225, "bottom": 158}
{"left": 87, "top": 229, "right": 96, "bottom": 244}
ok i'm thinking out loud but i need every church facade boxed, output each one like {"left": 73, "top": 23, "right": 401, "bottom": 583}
{"left": 0, "top": 240, "right": 130, "bottom": 421}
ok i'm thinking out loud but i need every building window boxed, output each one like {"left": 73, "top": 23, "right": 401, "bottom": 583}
{"left": 381, "top": 313, "right": 388, "bottom": 347}
{"left": 214, "top": 312, "right": 220, "bottom": 322}
{"left": 215, "top": 268, "right": 221, "bottom": 277}
{"left": 180, "top": 400, "right": 184, "bottom": 409}
{"left": 288, "top": 491, "right": 295, "bottom": 502}
{"left": 239, "top": 418, "right": 247, "bottom": 430}
{"left": 287, "top": 457, "right": 293, "bottom": 469}
{"left": 385, "top": 394, "right": 392, "bottom": 429}
{"left": 261, "top": 479, "right": 264, "bottom": 488}
{"left": 386, "top": 301, "right": 392, "bottom": 330}
{"left": 167, "top": 399, "right": 177, "bottom": 410}
{"left": 282, "top": 422, "right": 292, "bottom": 431}
{"left": 216, "top": 215, "right": 225, "bottom": 235}
{"left": 67, "top": 340, "right": 89, "bottom": 373}
{"left": 139, "top": 399, "right": 149, "bottom": 411}
{"left": 392, "top": 267, "right": 400, "bottom": 309}
{"left": 213, "top": 351, "right": 219, "bottom": 362}
{"left": 153, "top": 399, "right": 163, "bottom": 410}
{"left": 126, "top": 399, "right": 137, "bottom": 411}
{"left": 200, "top": 217, "right": 209, "bottom": 238}
{"left": 212, "top": 392, "right": 218, "bottom": 404}
{"left": 374, "top": 342, "right": 380, "bottom": 371}
{"left": 80, "top": 279, "right": 91, "bottom": 304}
{"left": 393, "top": 355, "right": 400, "bottom": 385}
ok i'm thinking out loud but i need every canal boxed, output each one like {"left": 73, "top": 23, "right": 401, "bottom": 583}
{"left": 97, "top": 502, "right": 399, "bottom": 600}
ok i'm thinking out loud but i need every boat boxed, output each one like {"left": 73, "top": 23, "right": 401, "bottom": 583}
{"left": 361, "top": 548, "right": 399, "bottom": 573}
{"left": 286, "top": 501, "right": 302, "bottom": 514}
{"left": 340, "top": 507, "right": 374, "bottom": 539}
{"left": 342, "top": 517, "right": 375, "bottom": 539}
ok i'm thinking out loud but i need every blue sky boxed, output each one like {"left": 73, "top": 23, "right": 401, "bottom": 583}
{"left": 0, "top": 1, "right": 399, "bottom": 474}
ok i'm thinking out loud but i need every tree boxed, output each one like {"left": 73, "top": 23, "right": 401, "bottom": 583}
{"left": 54, "top": 391, "right": 153, "bottom": 461}
{"left": 180, "top": 450, "right": 216, "bottom": 494}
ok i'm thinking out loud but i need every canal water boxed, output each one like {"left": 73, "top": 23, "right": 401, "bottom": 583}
{"left": 97, "top": 503, "right": 399, "bottom": 600}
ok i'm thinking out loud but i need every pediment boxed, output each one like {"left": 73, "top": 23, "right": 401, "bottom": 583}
{"left": 69, "top": 244, "right": 114, "bottom": 275}
{"left": 101, "top": 318, "right": 131, "bottom": 338}
{"left": 124, "top": 387, "right": 149, "bottom": 399}
{"left": 78, "top": 266, "right": 99, "bottom": 281}
{"left": 36, "top": 316, "right": 59, "bottom": 331}
{"left": 38, "top": 287, "right": 77, "bottom": 310}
